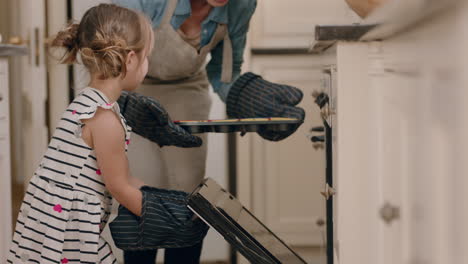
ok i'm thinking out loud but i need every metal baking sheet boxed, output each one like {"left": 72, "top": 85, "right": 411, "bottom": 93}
{"left": 175, "top": 118, "right": 302, "bottom": 134}
{"left": 187, "top": 178, "right": 308, "bottom": 264}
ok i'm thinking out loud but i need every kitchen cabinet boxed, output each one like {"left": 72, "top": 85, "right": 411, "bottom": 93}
{"left": 310, "top": 0, "right": 468, "bottom": 263}
{"left": 0, "top": 56, "right": 12, "bottom": 264}
{"left": 0, "top": 44, "right": 27, "bottom": 264}
{"left": 249, "top": 0, "right": 361, "bottom": 49}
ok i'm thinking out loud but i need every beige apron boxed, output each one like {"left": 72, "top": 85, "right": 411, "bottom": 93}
{"left": 127, "top": 0, "right": 232, "bottom": 192}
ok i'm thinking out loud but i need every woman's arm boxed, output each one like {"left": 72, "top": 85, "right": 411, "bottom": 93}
{"left": 206, "top": 0, "right": 257, "bottom": 102}
{"left": 112, "top": 0, "right": 166, "bottom": 28}
{"left": 83, "top": 108, "right": 143, "bottom": 216}
{"left": 345, "top": 0, "right": 388, "bottom": 18}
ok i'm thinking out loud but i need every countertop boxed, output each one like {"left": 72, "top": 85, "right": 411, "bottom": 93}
{"left": 0, "top": 44, "right": 28, "bottom": 57}
{"left": 310, "top": 0, "right": 461, "bottom": 53}
{"left": 362, "top": 0, "right": 460, "bottom": 40}
{"left": 310, "top": 24, "right": 377, "bottom": 53}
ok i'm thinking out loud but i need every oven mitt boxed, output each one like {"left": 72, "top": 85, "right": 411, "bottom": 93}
{"left": 226, "top": 72, "right": 305, "bottom": 141}
{"left": 118, "top": 91, "right": 202, "bottom": 148}
{"left": 109, "top": 186, "right": 209, "bottom": 250}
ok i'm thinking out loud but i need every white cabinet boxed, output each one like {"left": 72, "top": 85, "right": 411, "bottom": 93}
{"left": 331, "top": 1, "right": 468, "bottom": 263}
{"left": 368, "top": 53, "right": 418, "bottom": 264}
{"left": 244, "top": 1, "right": 468, "bottom": 263}
{"left": 250, "top": 0, "right": 361, "bottom": 49}
{"left": 0, "top": 57, "right": 12, "bottom": 264}
{"left": 334, "top": 42, "right": 379, "bottom": 264}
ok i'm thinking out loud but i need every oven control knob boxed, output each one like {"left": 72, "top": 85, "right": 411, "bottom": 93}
{"left": 311, "top": 135, "right": 325, "bottom": 143}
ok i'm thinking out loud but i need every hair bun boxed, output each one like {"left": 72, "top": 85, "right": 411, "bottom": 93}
{"left": 49, "top": 3, "right": 154, "bottom": 79}
{"left": 50, "top": 23, "right": 80, "bottom": 64}
{"left": 81, "top": 34, "right": 130, "bottom": 79}
{"left": 51, "top": 23, "right": 79, "bottom": 50}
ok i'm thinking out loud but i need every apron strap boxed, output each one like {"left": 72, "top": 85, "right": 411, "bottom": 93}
{"left": 161, "top": 0, "right": 179, "bottom": 25}
{"left": 158, "top": 0, "right": 233, "bottom": 83}
{"left": 198, "top": 23, "right": 233, "bottom": 83}
{"left": 221, "top": 30, "right": 233, "bottom": 83}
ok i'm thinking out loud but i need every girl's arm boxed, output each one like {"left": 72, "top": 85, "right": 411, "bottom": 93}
{"left": 129, "top": 176, "right": 145, "bottom": 190}
{"left": 83, "top": 108, "right": 142, "bottom": 216}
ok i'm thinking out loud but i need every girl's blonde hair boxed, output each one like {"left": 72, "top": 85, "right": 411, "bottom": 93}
{"left": 51, "top": 4, "right": 154, "bottom": 79}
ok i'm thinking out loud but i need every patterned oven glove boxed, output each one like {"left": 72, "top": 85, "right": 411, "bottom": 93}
{"left": 118, "top": 91, "right": 202, "bottom": 148}
{"left": 109, "top": 186, "right": 209, "bottom": 250}
{"left": 226, "top": 72, "right": 306, "bottom": 141}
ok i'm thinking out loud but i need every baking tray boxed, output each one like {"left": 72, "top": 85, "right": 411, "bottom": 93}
{"left": 174, "top": 117, "right": 302, "bottom": 134}
{"left": 187, "top": 178, "right": 308, "bottom": 264}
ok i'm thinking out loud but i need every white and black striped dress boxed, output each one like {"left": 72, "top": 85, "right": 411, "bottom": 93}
{"left": 8, "top": 87, "right": 131, "bottom": 264}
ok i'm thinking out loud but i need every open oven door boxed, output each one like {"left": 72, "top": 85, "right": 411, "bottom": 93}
{"left": 188, "top": 178, "right": 309, "bottom": 264}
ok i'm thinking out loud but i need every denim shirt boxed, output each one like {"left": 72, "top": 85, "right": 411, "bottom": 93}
{"left": 113, "top": 0, "right": 257, "bottom": 102}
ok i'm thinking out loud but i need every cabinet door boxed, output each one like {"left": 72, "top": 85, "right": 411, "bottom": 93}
{"left": 16, "top": 0, "right": 49, "bottom": 184}
{"left": 374, "top": 9, "right": 463, "bottom": 263}
{"left": 250, "top": 0, "right": 360, "bottom": 49}
{"left": 368, "top": 39, "right": 428, "bottom": 264}
{"left": 335, "top": 5, "right": 468, "bottom": 263}
{"left": 335, "top": 42, "right": 379, "bottom": 264}
{"left": 238, "top": 54, "right": 335, "bottom": 264}
{"left": 370, "top": 70, "right": 418, "bottom": 264}
{"left": 457, "top": 4, "right": 468, "bottom": 263}
{"left": 335, "top": 41, "right": 420, "bottom": 264}
{"left": 0, "top": 58, "right": 12, "bottom": 264}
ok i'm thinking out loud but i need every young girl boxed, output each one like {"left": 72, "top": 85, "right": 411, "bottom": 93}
{"left": 8, "top": 4, "right": 154, "bottom": 263}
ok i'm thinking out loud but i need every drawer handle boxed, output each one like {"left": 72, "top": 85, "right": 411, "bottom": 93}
{"left": 320, "top": 183, "right": 336, "bottom": 200}
{"left": 312, "top": 143, "right": 324, "bottom": 150}
{"left": 0, "top": 93, "right": 3, "bottom": 102}
{"left": 379, "top": 202, "right": 400, "bottom": 224}
{"left": 316, "top": 218, "right": 325, "bottom": 227}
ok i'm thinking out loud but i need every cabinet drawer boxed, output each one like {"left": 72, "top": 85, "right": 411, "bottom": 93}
{"left": 0, "top": 66, "right": 8, "bottom": 119}
{"left": 0, "top": 133, "right": 8, "bottom": 155}
{"left": 0, "top": 136, "right": 11, "bottom": 187}
{"left": 0, "top": 59, "right": 6, "bottom": 75}
{"left": 0, "top": 91, "right": 7, "bottom": 119}
{"left": 0, "top": 118, "right": 7, "bottom": 134}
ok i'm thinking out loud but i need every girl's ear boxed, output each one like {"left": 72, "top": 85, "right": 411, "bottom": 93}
{"left": 125, "top": 50, "right": 138, "bottom": 72}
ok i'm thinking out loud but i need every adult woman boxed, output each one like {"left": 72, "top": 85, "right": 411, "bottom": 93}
{"left": 114, "top": 0, "right": 305, "bottom": 263}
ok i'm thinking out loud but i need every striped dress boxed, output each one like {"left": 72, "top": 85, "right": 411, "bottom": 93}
{"left": 8, "top": 87, "right": 131, "bottom": 264}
